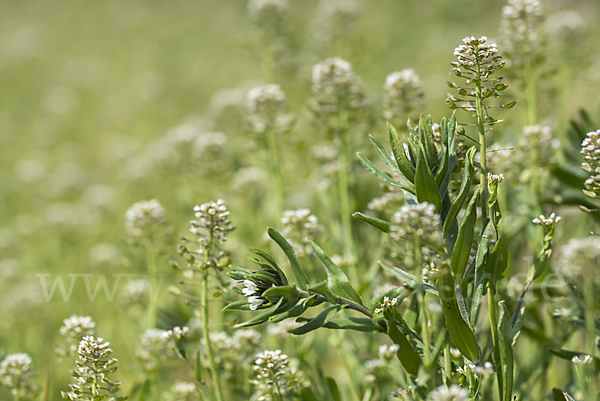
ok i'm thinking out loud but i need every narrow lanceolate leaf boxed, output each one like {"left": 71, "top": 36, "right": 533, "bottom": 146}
{"left": 234, "top": 298, "right": 284, "bottom": 328}
{"left": 486, "top": 235, "right": 508, "bottom": 285}
{"left": 222, "top": 300, "right": 252, "bottom": 311}
{"left": 470, "top": 221, "right": 492, "bottom": 326}
{"left": 357, "top": 152, "right": 416, "bottom": 194}
{"left": 439, "top": 113, "right": 457, "bottom": 197}
{"left": 442, "top": 147, "right": 476, "bottom": 237}
{"left": 322, "top": 317, "right": 385, "bottom": 333}
{"left": 195, "top": 349, "right": 204, "bottom": 384}
{"left": 380, "top": 262, "right": 439, "bottom": 296}
{"left": 250, "top": 248, "right": 288, "bottom": 286}
{"left": 437, "top": 264, "right": 481, "bottom": 363}
{"left": 262, "top": 285, "right": 299, "bottom": 303}
{"left": 268, "top": 228, "right": 309, "bottom": 290}
{"left": 384, "top": 310, "right": 422, "bottom": 374}
{"left": 270, "top": 295, "right": 315, "bottom": 323}
{"left": 414, "top": 140, "right": 441, "bottom": 212}
{"left": 387, "top": 122, "right": 416, "bottom": 182}
{"left": 498, "top": 302, "right": 514, "bottom": 401}
{"left": 289, "top": 304, "right": 346, "bottom": 335}
{"left": 419, "top": 115, "right": 437, "bottom": 167}
{"left": 352, "top": 212, "right": 391, "bottom": 233}
{"left": 370, "top": 134, "right": 400, "bottom": 173}
{"left": 309, "top": 241, "right": 363, "bottom": 305}
{"left": 450, "top": 190, "right": 479, "bottom": 280}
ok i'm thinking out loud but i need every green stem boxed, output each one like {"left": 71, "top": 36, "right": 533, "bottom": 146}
{"left": 414, "top": 236, "right": 431, "bottom": 365}
{"left": 525, "top": 62, "right": 538, "bottom": 126}
{"left": 299, "top": 291, "right": 373, "bottom": 319}
{"left": 270, "top": 368, "right": 284, "bottom": 401}
{"left": 444, "top": 343, "right": 452, "bottom": 383}
{"left": 338, "top": 133, "right": 356, "bottom": 271}
{"left": 333, "top": 332, "right": 361, "bottom": 401}
{"left": 201, "top": 232, "right": 224, "bottom": 401}
{"left": 266, "top": 125, "right": 285, "bottom": 216}
{"left": 146, "top": 244, "right": 157, "bottom": 329}
{"left": 475, "top": 64, "right": 488, "bottom": 222}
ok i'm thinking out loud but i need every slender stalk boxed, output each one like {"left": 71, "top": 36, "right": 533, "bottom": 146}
{"left": 338, "top": 131, "right": 356, "bottom": 273}
{"left": 414, "top": 236, "right": 431, "bottom": 365}
{"left": 444, "top": 344, "right": 452, "bottom": 383}
{"left": 475, "top": 64, "right": 488, "bottom": 221}
{"left": 146, "top": 243, "right": 158, "bottom": 329}
{"left": 200, "top": 231, "right": 224, "bottom": 401}
{"left": 333, "top": 331, "right": 361, "bottom": 401}
{"left": 270, "top": 368, "right": 284, "bottom": 401}
{"left": 525, "top": 62, "right": 538, "bottom": 126}
{"left": 266, "top": 125, "right": 285, "bottom": 216}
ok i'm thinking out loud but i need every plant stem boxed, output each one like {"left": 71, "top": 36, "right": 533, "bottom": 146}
{"left": 338, "top": 132, "right": 356, "bottom": 272}
{"left": 475, "top": 64, "right": 489, "bottom": 222}
{"left": 525, "top": 62, "right": 538, "bottom": 126}
{"left": 414, "top": 236, "right": 431, "bottom": 365}
{"left": 270, "top": 368, "right": 284, "bottom": 401}
{"left": 266, "top": 125, "right": 285, "bottom": 216}
{"left": 444, "top": 343, "right": 452, "bottom": 383}
{"left": 146, "top": 243, "right": 158, "bottom": 329}
{"left": 200, "top": 231, "right": 223, "bottom": 401}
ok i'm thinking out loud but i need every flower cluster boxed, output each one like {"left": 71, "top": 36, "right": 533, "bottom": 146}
{"left": 202, "top": 330, "right": 262, "bottom": 370}
{"left": 233, "top": 167, "right": 268, "bottom": 201}
{"left": 279, "top": 208, "right": 323, "bottom": 256}
{"left": 192, "top": 132, "right": 229, "bottom": 173}
{"left": 374, "top": 296, "right": 397, "bottom": 314}
{"left": 164, "top": 326, "right": 189, "bottom": 340}
{"left": 57, "top": 315, "right": 96, "bottom": 358}
{"left": 499, "top": 0, "right": 544, "bottom": 70}
{"left": 0, "top": 353, "right": 40, "bottom": 400}
{"left": 391, "top": 203, "right": 445, "bottom": 250}
{"left": 251, "top": 350, "right": 306, "bottom": 400}
{"left": 124, "top": 199, "right": 167, "bottom": 243}
{"left": 136, "top": 329, "right": 174, "bottom": 372}
{"left": 383, "top": 69, "right": 424, "bottom": 125}
{"left": 532, "top": 213, "right": 561, "bottom": 229}
{"left": 447, "top": 36, "right": 512, "bottom": 123}
{"left": 246, "top": 84, "right": 293, "bottom": 135}
{"left": 557, "top": 236, "right": 600, "bottom": 280}
{"left": 571, "top": 354, "right": 592, "bottom": 365}
{"left": 515, "top": 125, "right": 559, "bottom": 169}
{"left": 178, "top": 200, "right": 235, "bottom": 275}
{"left": 314, "top": 0, "right": 360, "bottom": 57}
{"left": 368, "top": 192, "right": 405, "bottom": 215}
{"left": 487, "top": 172, "right": 505, "bottom": 184}
{"left": 163, "top": 381, "right": 198, "bottom": 401}
{"left": 427, "top": 384, "right": 469, "bottom": 401}
{"left": 310, "top": 57, "right": 364, "bottom": 128}
{"left": 62, "top": 336, "right": 124, "bottom": 400}
{"left": 243, "top": 280, "right": 269, "bottom": 310}
{"left": 581, "top": 129, "right": 600, "bottom": 199}
{"left": 378, "top": 344, "right": 400, "bottom": 360}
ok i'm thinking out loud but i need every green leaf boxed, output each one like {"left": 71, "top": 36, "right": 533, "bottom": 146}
{"left": 222, "top": 300, "right": 252, "bottom": 311}
{"left": 270, "top": 295, "right": 315, "bottom": 323}
{"left": 450, "top": 190, "right": 479, "bottom": 280}
{"left": 300, "top": 389, "right": 321, "bottom": 401}
{"left": 369, "top": 134, "right": 400, "bottom": 174}
{"left": 439, "top": 113, "right": 458, "bottom": 198}
{"left": 437, "top": 264, "right": 481, "bottom": 363}
{"left": 322, "top": 317, "right": 385, "bottom": 333}
{"left": 352, "top": 212, "right": 391, "bottom": 233}
{"left": 250, "top": 248, "right": 288, "bottom": 286}
{"left": 387, "top": 122, "right": 416, "bottom": 182}
{"left": 326, "top": 377, "right": 342, "bottom": 401}
{"left": 384, "top": 310, "right": 422, "bottom": 374}
{"left": 414, "top": 140, "right": 441, "bottom": 211}
{"left": 357, "top": 152, "right": 416, "bottom": 194}
{"left": 486, "top": 235, "right": 508, "bottom": 286}
{"left": 268, "top": 228, "right": 309, "bottom": 290}
{"left": 309, "top": 241, "right": 363, "bottom": 305}
{"left": 419, "top": 115, "right": 437, "bottom": 167}
{"left": 380, "top": 262, "right": 439, "bottom": 296}
{"left": 171, "top": 337, "right": 188, "bottom": 362}
{"left": 498, "top": 302, "right": 514, "bottom": 401}
{"left": 262, "top": 285, "right": 299, "bottom": 302}
{"left": 289, "top": 304, "right": 346, "bottom": 335}
{"left": 234, "top": 298, "right": 284, "bottom": 328}
{"left": 548, "top": 348, "right": 600, "bottom": 370}
{"left": 442, "top": 147, "right": 476, "bottom": 237}
{"left": 470, "top": 221, "right": 492, "bottom": 326}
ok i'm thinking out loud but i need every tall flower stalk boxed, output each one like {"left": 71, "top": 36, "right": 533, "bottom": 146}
{"left": 176, "top": 200, "right": 235, "bottom": 401}
{"left": 447, "top": 36, "right": 515, "bottom": 220}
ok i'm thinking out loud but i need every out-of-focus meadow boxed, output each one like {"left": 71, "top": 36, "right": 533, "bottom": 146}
{"left": 1, "top": 0, "right": 600, "bottom": 400}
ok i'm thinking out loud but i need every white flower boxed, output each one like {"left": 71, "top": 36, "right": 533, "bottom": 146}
{"left": 374, "top": 296, "right": 397, "bottom": 314}
{"left": 428, "top": 384, "right": 469, "bottom": 401}
{"left": 532, "top": 213, "right": 561, "bottom": 228}
{"left": 571, "top": 354, "right": 592, "bottom": 365}
{"left": 125, "top": 199, "right": 167, "bottom": 240}
{"left": 378, "top": 344, "right": 400, "bottom": 359}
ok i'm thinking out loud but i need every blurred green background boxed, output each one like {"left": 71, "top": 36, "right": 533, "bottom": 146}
{"left": 0, "top": 0, "right": 599, "bottom": 400}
